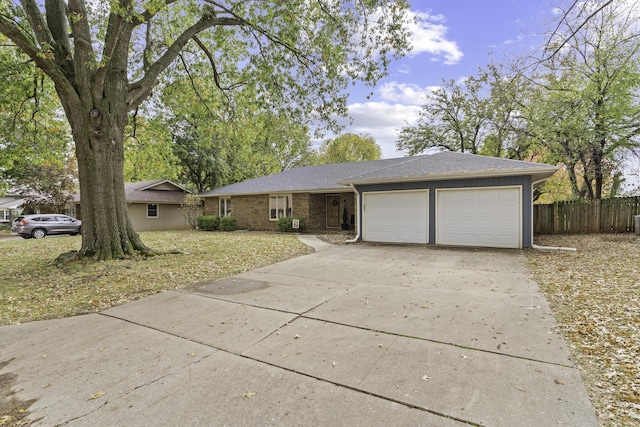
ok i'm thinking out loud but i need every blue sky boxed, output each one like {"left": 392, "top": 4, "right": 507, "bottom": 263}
{"left": 339, "top": 1, "right": 560, "bottom": 159}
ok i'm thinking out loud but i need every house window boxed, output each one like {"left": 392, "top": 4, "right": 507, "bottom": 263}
{"left": 219, "top": 197, "right": 232, "bottom": 217}
{"left": 147, "top": 204, "right": 158, "bottom": 218}
{"left": 269, "top": 194, "right": 292, "bottom": 220}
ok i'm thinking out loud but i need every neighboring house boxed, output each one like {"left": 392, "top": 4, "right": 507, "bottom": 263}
{"left": 74, "top": 180, "right": 194, "bottom": 231}
{"left": 0, "top": 195, "right": 25, "bottom": 223}
{"left": 200, "top": 151, "right": 558, "bottom": 249}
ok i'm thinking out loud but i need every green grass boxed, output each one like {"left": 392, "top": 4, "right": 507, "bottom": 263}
{"left": 0, "top": 230, "right": 312, "bottom": 325}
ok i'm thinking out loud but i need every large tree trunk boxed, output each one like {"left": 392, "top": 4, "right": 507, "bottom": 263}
{"left": 72, "top": 114, "right": 151, "bottom": 260}
{"left": 59, "top": 74, "right": 152, "bottom": 261}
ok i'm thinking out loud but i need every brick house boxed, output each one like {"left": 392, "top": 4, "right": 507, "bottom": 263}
{"left": 200, "top": 151, "right": 557, "bottom": 248}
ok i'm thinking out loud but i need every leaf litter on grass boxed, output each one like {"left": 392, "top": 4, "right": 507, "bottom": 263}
{"left": 527, "top": 234, "right": 640, "bottom": 426}
{"left": 0, "top": 231, "right": 311, "bottom": 326}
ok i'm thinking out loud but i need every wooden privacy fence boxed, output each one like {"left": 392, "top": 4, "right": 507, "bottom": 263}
{"left": 533, "top": 196, "right": 640, "bottom": 234}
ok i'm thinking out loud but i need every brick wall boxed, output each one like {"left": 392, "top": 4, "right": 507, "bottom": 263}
{"left": 203, "top": 192, "right": 357, "bottom": 231}
{"left": 232, "top": 195, "right": 275, "bottom": 230}
{"left": 292, "top": 193, "right": 310, "bottom": 221}
{"left": 204, "top": 197, "right": 219, "bottom": 216}
{"left": 308, "top": 194, "right": 326, "bottom": 229}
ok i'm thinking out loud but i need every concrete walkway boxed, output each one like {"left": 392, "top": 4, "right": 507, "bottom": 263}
{"left": 0, "top": 239, "right": 597, "bottom": 426}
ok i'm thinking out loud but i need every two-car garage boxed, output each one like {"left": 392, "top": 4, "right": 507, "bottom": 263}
{"left": 362, "top": 186, "right": 522, "bottom": 249}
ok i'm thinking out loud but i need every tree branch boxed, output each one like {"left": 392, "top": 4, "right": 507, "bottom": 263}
{"left": 178, "top": 52, "right": 218, "bottom": 119}
{"left": 95, "top": 9, "right": 126, "bottom": 98}
{"left": 130, "top": 0, "right": 180, "bottom": 27}
{"left": 68, "top": 0, "right": 94, "bottom": 104}
{"left": 542, "top": 0, "right": 614, "bottom": 62}
{"left": 203, "top": 0, "right": 309, "bottom": 65}
{"left": 19, "top": 0, "right": 54, "bottom": 46}
{"left": 192, "top": 35, "right": 244, "bottom": 91}
{"left": 0, "top": 13, "right": 79, "bottom": 109}
{"left": 127, "top": 14, "right": 243, "bottom": 111}
{"left": 44, "top": 0, "right": 72, "bottom": 67}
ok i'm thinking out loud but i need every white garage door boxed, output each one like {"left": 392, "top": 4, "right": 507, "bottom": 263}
{"left": 437, "top": 187, "right": 521, "bottom": 249}
{"left": 363, "top": 190, "right": 428, "bottom": 244}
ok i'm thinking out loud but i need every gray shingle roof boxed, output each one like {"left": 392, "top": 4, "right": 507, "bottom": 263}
{"left": 201, "top": 151, "right": 557, "bottom": 196}
{"left": 74, "top": 180, "right": 189, "bottom": 204}
{"left": 340, "top": 151, "right": 558, "bottom": 184}
{"left": 201, "top": 157, "right": 412, "bottom": 196}
{"left": 124, "top": 180, "right": 188, "bottom": 204}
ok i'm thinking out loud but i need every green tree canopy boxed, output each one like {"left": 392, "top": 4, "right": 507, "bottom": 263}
{"left": 0, "top": 34, "right": 73, "bottom": 191}
{"left": 397, "top": 0, "right": 640, "bottom": 201}
{"left": 530, "top": 0, "right": 640, "bottom": 200}
{"left": 0, "top": 1, "right": 410, "bottom": 260}
{"left": 316, "top": 133, "right": 382, "bottom": 164}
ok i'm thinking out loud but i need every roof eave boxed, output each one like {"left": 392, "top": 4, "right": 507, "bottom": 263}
{"left": 338, "top": 167, "right": 559, "bottom": 186}
{"left": 137, "top": 180, "right": 189, "bottom": 193}
{"left": 201, "top": 186, "right": 352, "bottom": 197}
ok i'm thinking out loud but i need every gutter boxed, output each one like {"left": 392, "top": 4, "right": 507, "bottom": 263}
{"left": 346, "top": 183, "right": 360, "bottom": 243}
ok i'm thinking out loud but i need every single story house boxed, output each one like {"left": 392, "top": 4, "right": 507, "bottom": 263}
{"left": 0, "top": 195, "right": 25, "bottom": 223}
{"left": 200, "top": 151, "right": 558, "bottom": 249}
{"left": 75, "top": 180, "right": 195, "bottom": 231}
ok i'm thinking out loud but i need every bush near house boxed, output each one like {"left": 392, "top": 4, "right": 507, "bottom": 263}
{"left": 219, "top": 217, "right": 237, "bottom": 231}
{"left": 197, "top": 215, "right": 220, "bottom": 231}
{"left": 277, "top": 217, "right": 306, "bottom": 233}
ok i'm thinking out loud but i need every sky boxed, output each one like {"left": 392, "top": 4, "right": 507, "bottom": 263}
{"left": 338, "top": 0, "right": 561, "bottom": 159}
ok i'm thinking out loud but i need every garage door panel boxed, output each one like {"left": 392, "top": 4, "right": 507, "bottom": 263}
{"left": 437, "top": 187, "right": 521, "bottom": 249}
{"left": 363, "top": 191, "right": 428, "bottom": 244}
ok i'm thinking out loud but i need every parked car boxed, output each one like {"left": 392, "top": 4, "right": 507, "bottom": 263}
{"left": 12, "top": 214, "right": 82, "bottom": 239}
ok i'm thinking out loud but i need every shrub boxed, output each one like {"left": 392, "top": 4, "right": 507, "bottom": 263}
{"left": 197, "top": 215, "right": 219, "bottom": 231}
{"left": 276, "top": 217, "right": 306, "bottom": 233}
{"left": 219, "top": 216, "right": 237, "bottom": 231}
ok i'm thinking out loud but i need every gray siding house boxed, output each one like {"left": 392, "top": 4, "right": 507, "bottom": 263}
{"left": 75, "top": 180, "right": 194, "bottom": 232}
{"left": 201, "top": 151, "right": 557, "bottom": 249}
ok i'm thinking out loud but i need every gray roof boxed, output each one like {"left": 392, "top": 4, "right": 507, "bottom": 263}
{"left": 0, "top": 196, "right": 25, "bottom": 210}
{"left": 202, "top": 151, "right": 558, "bottom": 197}
{"left": 124, "top": 180, "right": 188, "bottom": 204}
{"left": 339, "top": 151, "right": 558, "bottom": 185}
{"left": 74, "top": 180, "right": 189, "bottom": 204}
{"left": 201, "top": 157, "right": 412, "bottom": 196}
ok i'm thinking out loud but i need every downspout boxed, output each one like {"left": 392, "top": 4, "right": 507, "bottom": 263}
{"left": 346, "top": 183, "right": 360, "bottom": 243}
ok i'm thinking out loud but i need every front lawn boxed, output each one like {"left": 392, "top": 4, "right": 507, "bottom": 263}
{"left": 527, "top": 234, "right": 640, "bottom": 426}
{"left": 0, "top": 231, "right": 311, "bottom": 326}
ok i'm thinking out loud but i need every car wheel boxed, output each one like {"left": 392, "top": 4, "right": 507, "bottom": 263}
{"left": 31, "top": 228, "right": 46, "bottom": 239}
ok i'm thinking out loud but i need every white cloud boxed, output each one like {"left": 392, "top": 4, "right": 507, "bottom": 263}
{"left": 397, "top": 64, "right": 411, "bottom": 74}
{"left": 406, "top": 10, "right": 464, "bottom": 65}
{"left": 378, "top": 82, "right": 438, "bottom": 105}
{"left": 337, "top": 102, "right": 422, "bottom": 158}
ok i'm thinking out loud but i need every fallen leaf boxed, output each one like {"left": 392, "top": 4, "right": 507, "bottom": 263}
{"left": 88, "top": 391, "right": 106, "bottom": 400}
{"left": 242, "top": 390, "right": 256, "bottom": 399}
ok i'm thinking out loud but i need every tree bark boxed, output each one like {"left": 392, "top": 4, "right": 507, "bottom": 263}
{"left": 59, "top": 85, "right": 152, "bottom": 260}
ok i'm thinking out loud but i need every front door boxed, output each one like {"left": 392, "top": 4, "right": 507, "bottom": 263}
{"left": 326, "top": 195, "right": 340, "bottom": 228}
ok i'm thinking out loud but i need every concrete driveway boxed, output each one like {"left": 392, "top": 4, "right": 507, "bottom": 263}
{"left": 0, "top": 236, "right": 597, "bottom": 426}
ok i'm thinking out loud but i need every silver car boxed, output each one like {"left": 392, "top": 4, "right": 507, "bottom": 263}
{"left": 12, "top": 214, "right": 82, "bottom": 239}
